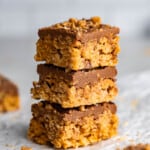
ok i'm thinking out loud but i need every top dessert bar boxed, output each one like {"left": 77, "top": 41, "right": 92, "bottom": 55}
{"left": 35, "top": 16, "right": 120, "bottom": 70}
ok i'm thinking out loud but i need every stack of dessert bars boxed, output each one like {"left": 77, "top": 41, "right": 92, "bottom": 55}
{"left": 28, "top": 16, "right": 120, "bottom": 149}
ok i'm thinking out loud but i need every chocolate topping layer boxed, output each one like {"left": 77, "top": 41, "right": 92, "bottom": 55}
{"left": 32, "top": 101, "right": 117, "bottom": 122}
{"left": 37, "top": 64, "right": 117, "bottom": 88}
{"left": 38, "top": 17, "right": 119, "bottom": 43}
{"left": 38, "top": 24, "right": 119, "bottom": 43}
{"left": 0, "top": 74, "right": 18, "bottom": 97}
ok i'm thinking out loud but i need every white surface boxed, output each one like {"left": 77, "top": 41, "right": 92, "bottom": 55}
{"left": 0, "top": 37, "right": 150, "bottom": 150}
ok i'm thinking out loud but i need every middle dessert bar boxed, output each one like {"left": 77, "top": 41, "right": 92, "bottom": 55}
{"left": 28, "top": 101, "right": 118, "bottom": 149}
{"left": 31, "top": 64, "right": 118, "bottom": 108}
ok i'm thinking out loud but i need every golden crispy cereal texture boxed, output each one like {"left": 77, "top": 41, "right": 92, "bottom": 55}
{"left": 20, "top": 146, "right": 32, "bottom": 150}
{"left": 31, "top": 78, "right": 118, "bottom": 108}
{"left": 28, "top": 118, "right": 49, "bottom": 145}
{"left": 0, "top": 95, "right": 20, "bottom": 112}
{"left": 52, "top": 16, "right": 101, "bottom": 31}
{"left": 35, "top": 35, "right": 120, "bottom": 70}
{"left": 28, "top": 110, "right": 118, "bottom": 149}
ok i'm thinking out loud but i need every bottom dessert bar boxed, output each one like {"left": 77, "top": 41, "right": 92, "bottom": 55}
{"left": 0, "top": 74, "right": 20, "bottom": 112}
{"left": 28, "top": 101, "right": 118, "bottom": 149}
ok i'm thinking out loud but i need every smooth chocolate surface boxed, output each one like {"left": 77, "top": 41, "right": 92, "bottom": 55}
{"left": 38, "top": 24, "right": 119, "bottom": 43}
{"left": 37, "top": 64, "right": 117, "bottom": 88}
{"left": 0, "top": 74, "right": 18, "bottom": 97}
{"left": 32, "top": 101, "right": 117, "bottom": 122}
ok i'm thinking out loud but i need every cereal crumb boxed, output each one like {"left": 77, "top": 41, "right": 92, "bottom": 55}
{"left": 21, "top": 146, "right": 32, "bottom": 150}
{"left": 122, "top": 144, "right": 150, "bottom": 150}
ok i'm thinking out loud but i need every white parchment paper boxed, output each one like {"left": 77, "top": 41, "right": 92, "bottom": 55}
{"left": 0, "top": 70, "right": 150, "bottom": 150}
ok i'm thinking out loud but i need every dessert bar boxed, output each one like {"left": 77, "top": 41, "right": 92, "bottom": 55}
{"left": 35, "top": 17, "right": 120, "bottom": 70}
{"left": 28, "top": 101, "right": 118, "bottom": 149}
{"left": 31, "top": 64, "right": 118, "bottom": 108}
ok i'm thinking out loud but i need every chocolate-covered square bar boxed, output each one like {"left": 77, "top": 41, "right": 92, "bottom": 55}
{"left": 31, "top": 64, "right": 118, "bottom": 108}
{"left": 35, "top": 17, "right": 120, "bottom": 70}
{"left": 28, "top": 101, "right": 118, "bottom": 149}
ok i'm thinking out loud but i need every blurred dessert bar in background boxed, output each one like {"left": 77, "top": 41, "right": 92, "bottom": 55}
{"left": 0, "top": 74, "right": 20, "bottom": 112}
